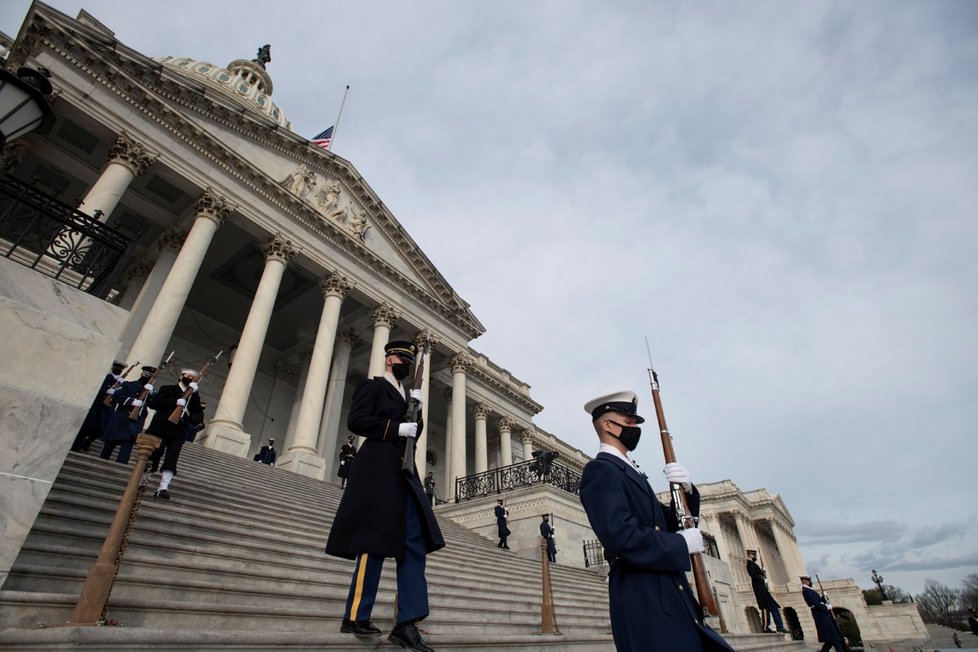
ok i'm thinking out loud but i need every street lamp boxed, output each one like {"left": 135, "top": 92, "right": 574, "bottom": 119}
{"left": 871, "top": 569, "right": 888, "bottom": 601}
{"left": 0, "top": 66, "right": 56, "bottom": 146}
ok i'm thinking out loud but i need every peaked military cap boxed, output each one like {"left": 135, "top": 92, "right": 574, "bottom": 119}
{"left": 584, "top": 390, "right": 645, "bottom": 424}
{"left": 384, "top": 340, "right": 417, "bottom": 363}
{"left": 112, "top": 360, "right": 126, "bottom": 370}
{"left": 140, "top": 365, "right": 158, "bottom": 376}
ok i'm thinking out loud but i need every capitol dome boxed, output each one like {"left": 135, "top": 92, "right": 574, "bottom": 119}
{"left": 153, "top": 53, "right": 293, "bottom": 131}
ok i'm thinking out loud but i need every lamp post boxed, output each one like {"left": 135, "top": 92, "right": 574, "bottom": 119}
{"left": 0, "top": 67, "right": 56, "bottom": 147}
{"left": 871, "top": 569, "right": 888, "bottom": 601}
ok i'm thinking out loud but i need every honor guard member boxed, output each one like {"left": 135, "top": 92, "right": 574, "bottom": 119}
{"left": 540, "top": 515, "right": 557, "bottom": 563}
{"left": 337, "top": 435, "right": 357, "bottom": 489}
{"left": 145, "top": 368, "right": 203, "bottom": 499}
{"left": 747, "top": 550, "right": 788, "bottom": 633}
{"left": 100, "top": 365, "right": 157, "bottom": 464}
{"left": 256, "top": 437, "right": 277, "bottom": 465}
{"left": 71, "top": 360, "right": 126, "bottom": 452}
{"left": 801, "top": 576, "right": 845, "bottom": 652}
{"left": 494, "top": 499, "right": 510, "bottom": 549}
{"left": 325, "top": 340, "right": 445, "bottom": 652}
{"left": 579, "top": 390, "right": 733, "bottom": 652}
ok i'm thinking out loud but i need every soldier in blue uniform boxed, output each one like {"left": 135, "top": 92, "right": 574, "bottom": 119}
{"left": 494, "top": 499, "right": 510, "bottom": 549}
{"left": 801, "top": 575, "right": 845, "bottom": 652}
{"left": 325, "top": 340, "right": 444, "bottom": 652}
{"left": 71, "top": 360, "right": 126, "bottom": 452}
{"left": 747, "top": 549, "right": 788, "bottom": 633}
{"left": 579, "top": 390, "right": 733, "bottom": 652}
{"left": 100, "top": 365, "right": 156, "bottom": 464}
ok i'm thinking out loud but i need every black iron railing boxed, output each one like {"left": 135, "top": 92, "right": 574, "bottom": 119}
{"left": 583, "top": 538, "right": 606, "bottom": 568}
{"left": 454, "top": 459, "right": 583, "bottom": 503}
{"left": 0, "top": 175, "right": 133, "bottom": 298}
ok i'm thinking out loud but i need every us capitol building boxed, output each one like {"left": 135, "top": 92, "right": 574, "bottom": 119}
{"left": 0, "top": 2, "right": 926, "bottom": 647}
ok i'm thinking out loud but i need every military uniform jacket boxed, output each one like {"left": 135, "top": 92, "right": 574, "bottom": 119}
{"left": 325, "top": 376, "right": 445, "bottom": 560}
{"left": 747, "top": 559, "right": 780, "bottom": 610}
{"left": 802, "top": 584, "right": 840, "bottom": 643}
{"left": 146, "top": 384, "right": 202, "bottom": 441}
{"left": 581, "top": 452, "right": 729, "bottom": 652}
{"left": 102, "top": 381, "right": 151, "bottom": 442}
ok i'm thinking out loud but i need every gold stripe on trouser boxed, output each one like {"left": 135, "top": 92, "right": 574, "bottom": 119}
{"left": 349, "top": 553, "right": 369, "bottom": 620}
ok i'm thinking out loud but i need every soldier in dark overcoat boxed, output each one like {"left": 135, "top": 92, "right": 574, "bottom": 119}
{"left": 494, "top": 499, "right": 510, "bottom": 548}
{"left": 540, "top": 515, "right": 557, "bottom": 563}
{"left": 325, "top": 340, "right": 444, "bottom": 652}
{"left": 71, "top": 360, "right": 126, "bottom": 452}
{"left": 579, "top": 390, "right": 733, "bottom": 652}
{"left": 337, "top": 435, "right": 357, "bottom": 488}
{"left": 801, "top": 576, "right": 845, "bottom": 652}
{"left": 145, "top": 368, "right": 202, "bottom": 500}
{"left": 747, "top": 549, "right": 788, "bottom": 632}
{"left": 100, "top": 365, "right": 156, "bottom": 464}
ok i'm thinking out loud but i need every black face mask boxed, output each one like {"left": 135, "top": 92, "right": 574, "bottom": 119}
{"left": 609, "top": 421, "right": 642, "bottom": 451}
{"left": 391, "top": 362, "right": 411, "bottom": 380}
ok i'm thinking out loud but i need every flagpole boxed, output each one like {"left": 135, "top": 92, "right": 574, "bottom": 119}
{"left": 329, "top": 85, "right": 350, "bottom": 150}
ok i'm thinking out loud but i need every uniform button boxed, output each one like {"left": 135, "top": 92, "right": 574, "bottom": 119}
{"left": 679, "top": 585, "right": 684, "bottom": 591}
{"left": 654, "top": 526, "right": 661, "bottom": 531}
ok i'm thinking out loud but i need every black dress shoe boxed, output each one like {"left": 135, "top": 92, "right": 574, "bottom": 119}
{"left": 153, "top": 489, "right": 170, "bottom": 500}
{"left": 763, "top": 627, "right": 773, "bottom": 633}
{"left": 340, "top": 619, "right": 381, "bottom": 636}
{"left": 389, "top": 622, "right": 434, "bottom": 652}
{"left": 776, "top": 628, "right": 789, "bottom": 634}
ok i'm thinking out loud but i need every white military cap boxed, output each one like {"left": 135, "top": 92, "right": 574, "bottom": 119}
{"left": 584, "top": 390, "right": 645, "bottom": 423}
{"left": 180, "top": 368, "right": 198, "bottom": 376}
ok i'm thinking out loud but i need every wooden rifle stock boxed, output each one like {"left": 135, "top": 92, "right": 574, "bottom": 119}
{"left": 167, "top": 351, "right": 221, "bottom": 424}
{"left": 647, "top": 343, "right": 719, "bottom": 617}
{"left": 129, "top": 352, "right": 172, "bottom": 420}
{"left": 400, "top": 336, "right": 430, "bottom": 475}
{"left": 102, "top": 361, "right": 140, "bottom": 406}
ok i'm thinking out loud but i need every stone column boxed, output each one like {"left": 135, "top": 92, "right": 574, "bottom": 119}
{"left": 116, "top": 259, "right": 153, "bottom": 310}
{"left": 127, "top": 191, "right": 234, "bottom": 367}
{"left": 278, "top": 274, "right": 352, "bottom": 479}
{"left": 116, "top": 230, "right": 184, "bottom": 358}
{"left": 319, "top": 329, "right": 359, "bottom": 478}
{"left": 443, "top": 388, "right": 454, "bottom": 500}
{"left": 734, "top": 512, "right": 762, "bottom": 585}
{"left": 366, "top": 304, "right": 399, "bottom": 377}
{"left": 771, "top": 521, "right": 807, "bottom": 582}
{"left": 521, "top": 428, "right": 536, "bottom": 462}
{"left": 473, "top": 403, "right": 491, "bottom": 474}
{"left": 78, "top": 132, "right": 157, "bottom": 220}
{"left": 203, "top": 234, "right": 297, "bottom": 456}
{"left": 448, "top": 353, "right": 471, "bottom": 498}
{"left": 283, "top": 349, "right": 313, "bottom": 448}
{"left": 498, "top": 416, "right": 515, "bottom": 467}
{"left": 413, "top": 330, "right": 435, "bottom": 472}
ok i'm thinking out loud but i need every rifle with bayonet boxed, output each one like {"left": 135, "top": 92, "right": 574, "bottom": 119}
{"left": 646, "top": 337, "right": 719, "bottom": 617}
{"left": 103, "top": 360, "right": 140, "bottom": 406}
{"left": 401, "top": 334, "right": 430, "bottom": 475}
{"left": 129, "top": 351, "right": 173, "bottom": 420}
{"left": 167, "top": 351, "right": 221, "bottom": 424}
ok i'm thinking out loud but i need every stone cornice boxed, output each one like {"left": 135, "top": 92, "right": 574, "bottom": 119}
{"left": 15, "top": 2, "right": 485, "bottom": 340}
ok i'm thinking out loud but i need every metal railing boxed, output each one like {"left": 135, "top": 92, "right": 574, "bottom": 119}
{"left": 454, "top": 459, "right": 583, "bottom": 503}
{"left": 0, "top": 175, "right": 133, "bottom": 298}
{"left": 583, "top": 538, "right": 606, "bottom": 568}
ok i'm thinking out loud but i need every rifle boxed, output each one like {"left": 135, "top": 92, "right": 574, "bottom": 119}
{"left": 167, "top": 351, "right": 222, "bottom": 424}
{"left": 102, "top": 360, "right": 140, "bottom": 406}
{"left": 646, "top": 337, "right": 719, "bottom": 617}
{"left": 400, "top": 335, "right": 430, "bottom": 475}
{"left": 129, "top": 352, "right": 173, "bottom": 420}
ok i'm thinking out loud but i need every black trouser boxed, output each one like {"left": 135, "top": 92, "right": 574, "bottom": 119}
{"left": 149, "top": 438, "right": 184, "bottom": 473}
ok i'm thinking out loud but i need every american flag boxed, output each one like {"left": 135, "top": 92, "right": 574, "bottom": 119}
{"left": 311, "top": 126, "right": 334, "bottom": 150}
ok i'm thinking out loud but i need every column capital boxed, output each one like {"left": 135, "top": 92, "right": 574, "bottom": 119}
{"left": 263, "top": 234, "right": 298, "bottom": 264}
{"left": 335, "top": 327, "right": 361, "bottom": 349}
{"left": 275, "top": 359, "right": 298, "bottom": 379}
{"left": 451, "top": 352, "right": 473, "bottom": 373}
{"left": 194, "top": 188, "right": 236, "bottom": 226}
{"left": 296, "top": 347, "right": 314, "bottom": 364}
{"left": 413, "top": 328, "right": 440, "bottom": 348}
{"left": 497, "top": 416, "right": 516, "bottom": 433}
{"left": 321, "top": 272, "right": 353, "bottom": 299}
{"left": 157, "top": 229, "right": 186, "bottom": 253}
{"left": 520, "top": 428, "right": 537, "bottom": 445}
{"left": 125, "top": 258, "right": 154, "bottom": 282}
{"left": 442, "top": 388, "right": 453, "bottom": 401}
{"left": 473, "top": 403, "right": 492, "bottom": 420}
{"left": 371, "top": 303, "right": 399, "bottom": 329}
{"left": 108, "top": 132, "right": 158, "bottom": 177}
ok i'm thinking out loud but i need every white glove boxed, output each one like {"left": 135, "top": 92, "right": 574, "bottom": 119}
{"left": 678, "top": 527, "right": 705, "bottom": 554}
{"left": 106, "top": 388, "right": 116, "bottom": 395}
{"left": 143, "top": 384, "right": 154, "bottom": 392}
{"left": 663, "top": 462, "right": 692, "bottom": 493}
{"left": 398, "top": 422, "right": 418, "bottom": 438}
{"left": 409, "top": 388, "right": 423, "bottom": 404}
{"left": 189, "top": 382, "right": 199, "bottom": 393}
{"left": 176, "top": 398, "right": 187, "bottom": 407}
{"left": 132, "top": 399, "right": 143, "bottom": 408}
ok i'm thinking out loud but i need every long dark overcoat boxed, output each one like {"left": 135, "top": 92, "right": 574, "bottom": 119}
{"left": 580, "top": 452, "right": 731, "bottom": 652}
{"left": 325, "top": 377, "right": 445, "bottom": 560}
{"left": 78, "top": 373, "right": 117, "bottom": 437}
{"left": 495, "top": 504, "right": 510, "bottom": 538}
{"left": 102, "top": 380, "right": 150, "bottom": 442}
{"left": 146, "top": 384, "right": 201, "bottom": 441}
{"left": 747, "top": 558, "right": 781, "bottom": 611}
{"left": 802, "top": 585, "right": 844, "bottom": 645}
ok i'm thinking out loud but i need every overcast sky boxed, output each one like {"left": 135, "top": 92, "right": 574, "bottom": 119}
{"left": 4, "top": 0, "right": 976, "bottom": 597}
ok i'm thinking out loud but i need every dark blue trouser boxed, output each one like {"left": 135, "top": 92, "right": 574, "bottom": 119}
{"left": 764, "top": 605, "right": 784, "bottom": 630}
{"left": 344, "top": 496, "right": 429, "bottom": 626}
